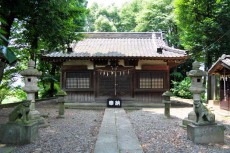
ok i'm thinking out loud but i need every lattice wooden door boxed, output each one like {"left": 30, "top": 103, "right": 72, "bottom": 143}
{"left": 98, "top": 73, "right": 132, "bottom": 97}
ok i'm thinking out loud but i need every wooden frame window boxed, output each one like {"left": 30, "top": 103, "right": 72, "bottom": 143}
{"left": 137, "top": 71, "right": 165, "bottom": 89}
{"left": 65, "top": 72, "right": 92, "bottom": 89}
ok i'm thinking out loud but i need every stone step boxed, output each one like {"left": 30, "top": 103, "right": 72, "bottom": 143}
{"left": 65, "top": 102, "right": 164, "bottom": 110}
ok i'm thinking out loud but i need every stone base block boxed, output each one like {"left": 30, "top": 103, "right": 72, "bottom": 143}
{"left": 0, "top": 122, "right": 38, "bottom": 144}
{"left": 57, "top": 115, "right": 65, "bottom": 118}
{"left": 187, "top": 123, "right": 225, "bottom": 144}
{"left": 182, "top": 118, "right": 194, "bottom": 128}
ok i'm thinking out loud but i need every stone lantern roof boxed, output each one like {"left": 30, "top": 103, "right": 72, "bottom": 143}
{"left": 20, "top": 60, "right": 42, "bottom": 76}
{"left": 187, "top": 61, "right": 206, "bottom": 77}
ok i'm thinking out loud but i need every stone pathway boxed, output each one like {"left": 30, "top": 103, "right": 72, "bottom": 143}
{"left": 94, "top": 108, "right": 143, "bottom": 153}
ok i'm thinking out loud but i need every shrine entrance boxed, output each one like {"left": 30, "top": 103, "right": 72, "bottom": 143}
{"left": 96, "top": 66, "right": 133, "bottom": 97}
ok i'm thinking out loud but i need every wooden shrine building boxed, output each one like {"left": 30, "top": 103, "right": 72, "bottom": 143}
{"left": 208, "top": 54, "right": 230, "bottom": 111}
{"left": 42, "top": 32, "right": 188, "bottom": 104}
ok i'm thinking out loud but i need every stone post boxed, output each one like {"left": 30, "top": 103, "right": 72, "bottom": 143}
{"left": 56, "top": 90, "right": 67, "bottom": 118}
{"left": 162, "top": 91, "right": 173, "bottom": 118}
{"left": 20, "top": 60, "right": 44, "bottom": 124}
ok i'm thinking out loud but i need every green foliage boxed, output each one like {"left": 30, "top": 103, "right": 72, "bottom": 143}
{"left": 170, "top": 71, "right": 183, "bottom": 81}
{"left": 171, "top": 77, "right": 192, "bottom": 99}
{"left": 36, "top": 60, "right": 60, "bottom": 98}
{"left": 95, "top": 15, "right": 117, "bottom": 32}
{"left": 86, "top": 3, "right": 120, "bottom": 32}
{"left": 0, "top": 17, "right": 17, "bottom": 64}
{"left": 38, "top": 81, "right": 60, "bottom": 98}
{"left": 1, "top": 0, "right": 87, "bottom": 99}
{"left": 120, "top": 0, "right": 143, "bottom": 32}
{"left": 87, "top": 0, "right": 181, "bottom": 47}
{"left": 0, "top": 18, "right": 7, "bottom": 45}
{"left": 56, "top": 90, "right": 67, "bottom": 96}
{"left": 0, "top": 84, "right": 26, "bottom": 104}
{"left": 22, "top": 0, "right": 87, "bottom": 54}
{"left": 174, "top": 0, "right": 230, "bottom": 67}
{"left": 13, "top": 87, "right": 27, "bottom": 100}
{"left": 0, "top": 83, "right": 10, "bottom": 103}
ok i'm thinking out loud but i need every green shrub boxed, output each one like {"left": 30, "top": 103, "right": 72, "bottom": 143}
{"left": 0, "top": 88, "right": 10, "bottom": 104}
{"left": 1, "top": 86, "right": 27, "bottom": 104}
{"left": 171, "top": 77, "right": 193, "bottom": 99}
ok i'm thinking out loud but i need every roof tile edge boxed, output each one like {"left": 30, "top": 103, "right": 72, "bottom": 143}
{"left": 80, "top": 32, "right": 162, "bottom": 39}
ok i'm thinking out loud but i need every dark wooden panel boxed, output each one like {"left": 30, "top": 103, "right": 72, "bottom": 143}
{"left": 66, "top": 91, "right": 95, "bottom": 102}
{"left": 98, "top": 73, "right": 132, "bottom": 97}
{"left": 135, "top": 92, "right": 164, "bottom": 103}
{"left": 142, "top": 65, "right": 169, "bottom": 70}
{"left": 62, "top": 65, "right": 87, "bottom": 71}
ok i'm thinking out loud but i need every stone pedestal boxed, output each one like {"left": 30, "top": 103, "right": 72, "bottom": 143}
{"left": 0, "top": 122, "right": 38, "bottom": 144}
{"left": 182, "top": 111, "right": 196, "bottom": 128}
{"left": 187, "top": 123, "right": 225, "bottom": 144}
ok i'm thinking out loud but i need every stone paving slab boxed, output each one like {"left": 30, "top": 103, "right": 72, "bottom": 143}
{"left": 94, "top": 108, "right": 143, "bottom": 153}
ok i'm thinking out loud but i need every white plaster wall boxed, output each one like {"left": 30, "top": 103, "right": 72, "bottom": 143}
{"left": 63, "top": 60, "right": 94, "bottom": 69}
{"left": 95, "top": 60, "right": 125, "bottom": 68}
{"left": 63, "top": 59, "right": 166, "bottom": 70}
{"left": 136, "top": 60, "right": 167, "bottom": 70}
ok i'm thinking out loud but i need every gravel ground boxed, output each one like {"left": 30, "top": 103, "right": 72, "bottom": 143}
{"left": 127, "top": 107, "right": 230, "bottom": 153}
{"left": 1, "top": 100, "right": 230, "bottom": 153}
{"left": 0, "top": 101, "right": 104, "bottom": 153}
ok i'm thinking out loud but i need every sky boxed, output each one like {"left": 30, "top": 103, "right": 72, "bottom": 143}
{"left": 87, "top": 0, "right": 131, "bottom": 8}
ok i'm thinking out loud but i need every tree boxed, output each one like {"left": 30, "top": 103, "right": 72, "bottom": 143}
{"left": 22, "top": 0, "right": 87, "bottom": 59}
{"left": 86, "top": 3, "right": 120, "bottom": 32}
{"left": 0, "top": 0, "right": 30, "bottom": 83}
{"left": 134, "top": 0, "right": 180, "bottom": 47}
{"left": 174, "top": 0, "right": 230, "bottom": 99}
{"left": 0, "top": 0, "right": 87, "bottom": 98}
{"left": 22, "top": 0, "right": 87, "bottom": 97}
{"left": 85, "top": 2, "right": 99, "bottom": 32}
{"left": 94, "top": 15, "right": 117, "bottom": 32}
{"left": 120, "top": 0, "right": 143, "bottom": 32}
{"left": 174, "top": 0, "right": 230, "bottom": 65}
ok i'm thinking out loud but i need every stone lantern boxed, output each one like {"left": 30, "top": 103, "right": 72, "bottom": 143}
{"left": 183, "top": 61, "right": 225, "bottom": 144}
{"left": 20, "top": 60, "right": 44, "bottom": 124}
{"left": 182, "top": 61, "right": 206, "bottom": 126}
{"left": 162, "top": 91, "right": 173, "bottom": 118}
{"left": 188, "top": 61, "right": 206, "bottom": 101}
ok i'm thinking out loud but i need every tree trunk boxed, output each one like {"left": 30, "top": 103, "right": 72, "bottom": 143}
{"left": 0, "top": 62, "right": 6, "bottom": 84}
{"left": 206, "top": 52, "right": 212, "bottom": 102}
{"left": 49, "top": 64, "right": 56, "bottom": 97}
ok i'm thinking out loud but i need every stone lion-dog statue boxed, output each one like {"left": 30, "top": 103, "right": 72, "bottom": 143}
{"left": 9, "top": 100, "right": 31, "bottom": 124}
{"left": 194, "top": 100, "right": 215, "bottom": 125}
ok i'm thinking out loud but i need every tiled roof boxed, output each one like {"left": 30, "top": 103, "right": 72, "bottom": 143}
{"left": 208, "top": 54, "right": 230, "bottom": 74}
{"left": 43, "top": 32, "right": 188, "bottom": 60}
{"left": 222, "top": 58, "right": 230, "bottom": 67}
